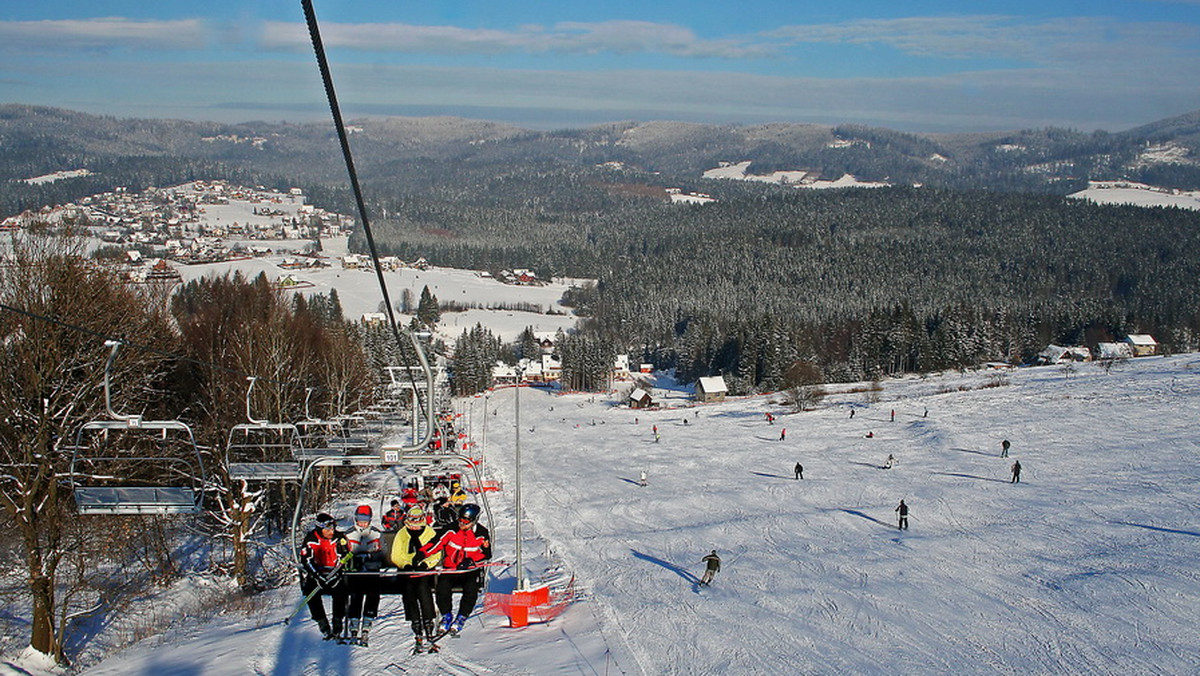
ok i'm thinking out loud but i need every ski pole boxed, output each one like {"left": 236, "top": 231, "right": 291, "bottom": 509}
{"left": 285, "top": 551, "right": 354, "bottom": 625}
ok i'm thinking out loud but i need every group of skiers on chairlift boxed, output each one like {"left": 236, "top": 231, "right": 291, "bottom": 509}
{"left": 298, "top": 477, "right": 490, "bottom": 652}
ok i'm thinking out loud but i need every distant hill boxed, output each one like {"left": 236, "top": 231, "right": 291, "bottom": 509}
{"left": 4, "top": 104, "right": 1200, "bottom": 218}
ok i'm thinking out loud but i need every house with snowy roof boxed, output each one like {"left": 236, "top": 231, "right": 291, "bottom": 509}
{"left": 628, "top": 388, "right": 654, "bottom": 409}
{"left": 1124, "top": 334, "right": 1158, "bottom": 357}
{"left": 695, "top": 376, "right": 728, "bottom": 403}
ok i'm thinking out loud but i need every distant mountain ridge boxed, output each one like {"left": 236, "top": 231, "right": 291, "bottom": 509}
{"left": 4, "top": 103, "right": 1200, "bottom": 218}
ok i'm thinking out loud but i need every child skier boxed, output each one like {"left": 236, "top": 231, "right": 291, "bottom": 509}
{"left": 345, "top": 504, "right": 383, "bottom": 644}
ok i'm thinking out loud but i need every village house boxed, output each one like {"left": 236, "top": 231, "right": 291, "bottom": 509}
{"left": 1036, "top": 345, "right": 1092, "bottom": 365}
{"left": 1097, "top": 342, "right": 1134, "bottom": 360}
{"left": 695, "top": 375, "right": 728, "bottom": 403}
{"left": 628, "top": 388, "right": 655, "bottom": 409}
{"left": 612, "top": 354, "right": 631, "bottom": 381}
{"left": 1124, "top": 334, "right": 1158, "bottom": 357}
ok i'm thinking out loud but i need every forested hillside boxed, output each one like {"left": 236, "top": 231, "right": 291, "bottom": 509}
{"left": 5, "top": 104, "right": 1200, "bottom": 392}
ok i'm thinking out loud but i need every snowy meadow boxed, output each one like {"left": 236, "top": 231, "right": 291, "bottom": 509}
{"left": 7, "top": 353, "right": 1198, "bottom": 675}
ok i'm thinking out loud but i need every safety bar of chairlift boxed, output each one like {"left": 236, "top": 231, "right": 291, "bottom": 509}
{"left": 102, "top": 340, "right": 143, "bottom": 427}
{"left": 244, "top": 377, "right": 268, "bottom": 426}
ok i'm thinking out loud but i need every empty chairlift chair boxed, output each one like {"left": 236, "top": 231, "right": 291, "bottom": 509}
{"left": 226, "top": 377, "right": 307, "bottom": 481}
{"left": 67, "top": 341, "right": 206, "bottom": 515}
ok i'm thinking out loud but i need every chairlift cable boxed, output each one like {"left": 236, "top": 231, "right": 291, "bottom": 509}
{"left": 300, "top": 0, "right": 432, "bottom": 424}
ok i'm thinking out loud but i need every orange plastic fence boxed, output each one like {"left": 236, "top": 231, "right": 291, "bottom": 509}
{"left": 483, "top": 576, "right": 575, "bottom": 627}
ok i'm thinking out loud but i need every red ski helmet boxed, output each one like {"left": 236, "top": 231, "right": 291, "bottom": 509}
{"left": 354, "top": 504, "right": 373, "bottom": 522}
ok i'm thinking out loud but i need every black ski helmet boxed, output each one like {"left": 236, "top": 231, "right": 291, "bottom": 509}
{"left": 316, "top": 512, "right": 336, "bottom": 529}
{"left": 459, "top": 503, "right": 481, "bottom": 524}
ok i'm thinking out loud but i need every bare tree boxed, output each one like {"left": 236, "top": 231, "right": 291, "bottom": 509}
{"left": 0, "top": 226, "right": 176, "bottom": 662}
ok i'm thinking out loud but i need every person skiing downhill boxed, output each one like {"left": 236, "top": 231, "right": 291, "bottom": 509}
{"left": 895, "top": 500, "right": 909, "bottom": 530}
{"left": 639, "top": 470, "right": 647, "bottom": 487}
{"left": 345, "top": 504, "right": 383, "bottom": 644}
{"left": 700, "top": 550, "right": 721, "bottom": 585}
{"left": 298, "top": 513, "right": 350, "bottom": 640}
{"left": 422, "top": 503, "right": 492, "bottom": 636}
{"left": 391, "top": 505, "right": 442, "bottom": 653}
{"left": 794, "top": 462, "right": 803, "bottom": 480}
{"left": 1011, "top": 460, "right": 1022, "bottom": 483}
{"left": 1001, "top": 439, "right": 1011, "bottom": 458}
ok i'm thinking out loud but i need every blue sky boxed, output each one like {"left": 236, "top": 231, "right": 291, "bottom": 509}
{"left": 3, "top": 1, "right": 1200, "bottom": 132}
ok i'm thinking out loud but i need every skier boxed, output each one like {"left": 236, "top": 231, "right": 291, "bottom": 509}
{"left": 402, "top": 485, "right": 420, "bottom": 507}
{"left": 448, "top": 481, "right": 468, "bottom": 506}
{"left": 298, "top": 513, "right": 350, "bottom": 640}
{"left": 345, "top": 504, "right": 383, "bottom": 644}
{"left": 639, "top": 470, "right": 648, "bottom": 487}
{"left": 780, "top": 428, "right": 787, "bottom": 441}
{"left": 849, "top": 409, "right": 855, "bottom": 419}
{"left": 890, "top": 409, "right": 896, "bottom": 422}
{"left": 1001, "top": 439, "right": 1011, "bottom": 458}
{"left": 382, "top": 499, "right": 405, "bottom": 532}
{"left": 884, "top": 453, "right": 896, "bottom": 469}
{"left": 794, "top": 462, "right": 803, "bottom": 480}
{"left": 1011, "top": 460, "right": 1022, "bottom": 483}
{"left": 391, "top": 505, "right": 442, "bottom": 653}
{"left": 700, "top": 550, "right": 721, "bottom": 586}
{"left": 422, "top": 503, "right": 492, "bottom": 636}
{"left": 895, "top": 500, "right": 909, "bottom": 530}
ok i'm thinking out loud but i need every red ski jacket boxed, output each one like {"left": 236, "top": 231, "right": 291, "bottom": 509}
{"left": 299, "top": 528, "right": 347, "bottom": 571}
{"left": 422, "top": 524, "right": 491, "bottom": 570}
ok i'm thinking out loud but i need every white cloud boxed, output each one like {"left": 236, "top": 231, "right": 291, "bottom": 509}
{"left": 0, "top": 17, "right": 208, "bottom": 51}
{"left": 767, "top": 15, "right": 1200, "bottom": 70}
{"left": 259, "top": 19, "right": 769, "bottom": 59}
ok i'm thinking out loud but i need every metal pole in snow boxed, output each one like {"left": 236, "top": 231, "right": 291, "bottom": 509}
{"left": 514, "top": 369, "right": 525, "bottom": 590}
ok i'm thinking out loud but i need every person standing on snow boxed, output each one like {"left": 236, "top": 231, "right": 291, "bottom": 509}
{"left": 299, "top": 513, "right": 350, "bottom": 640}
{"left": 794, "top": 462, "right": 804, "bottom": 480}
{"left": 1001, "top": 439, "right": 1011, "bottom": 458}
{"left": 780, "top": 427, "right": 787, "bottom": 441}
{"left": 895, "top": 500, "right": 909, "bottom": 530}
{"left": 700, "top": 550, "right": 721, "bottom": 585}
{"left": 345, "top": 504, "right": 383, "bottom": 644}
{"left": 391, "top": 505, "right": 442, "bottom": 652}
{"left": 639, "top": 469, "right": 648, "bottom": 487}
{"left": 1011, "top": 460, "right": 1022, "bottom": 483}
{"left": 422, "top": 503, "right": 492, "bottom": 636}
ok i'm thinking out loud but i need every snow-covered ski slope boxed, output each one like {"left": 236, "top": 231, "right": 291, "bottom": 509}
{"left": 56, "top": 355, "right": 1200, "bottom": 674}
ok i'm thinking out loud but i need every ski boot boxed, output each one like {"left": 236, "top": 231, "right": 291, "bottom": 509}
{"left": 450, "top": 613, "right": 468, "bottom": 635}
{"left": 318, "top": 620, "right": 335, "bottom": 641}
{"left": 358, "top": 617, "right": 372, "bottom": 647}
{"left": 332, "top": 620, "right": 346, "bottom": 644}
{"left": 347, "top": 618, "right": 360, "bottom": 645}
{"left": 440, "top": 612, "right": 455, "bottom": 635}
{"left": 424, "top": 620, "right": 441, "bottom": 653}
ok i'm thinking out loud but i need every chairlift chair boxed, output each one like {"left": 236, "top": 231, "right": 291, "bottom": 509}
{"left": 67, "top": 341, "right": 206, "bottom": 515}
{"left": 225, "top": 377, "right": 309, "bottom": 481}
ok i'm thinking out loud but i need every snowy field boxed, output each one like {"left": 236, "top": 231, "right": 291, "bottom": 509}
{"left": 175, "top": 236, "right": 580, "bottom": 344}
{"left": 1068, "top": 181, "right": 1200, "bottom": 211}
{"left": 8, "top": 354, "right": 1200, "bottom": 675}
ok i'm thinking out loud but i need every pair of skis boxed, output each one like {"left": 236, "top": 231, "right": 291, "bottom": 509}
{"left": 412, "top": 620, "right": 470, "bottom": 655}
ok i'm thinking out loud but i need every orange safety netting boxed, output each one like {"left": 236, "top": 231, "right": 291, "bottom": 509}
{"left": 483, "top": 576, "right": 576, "bottom": 626}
